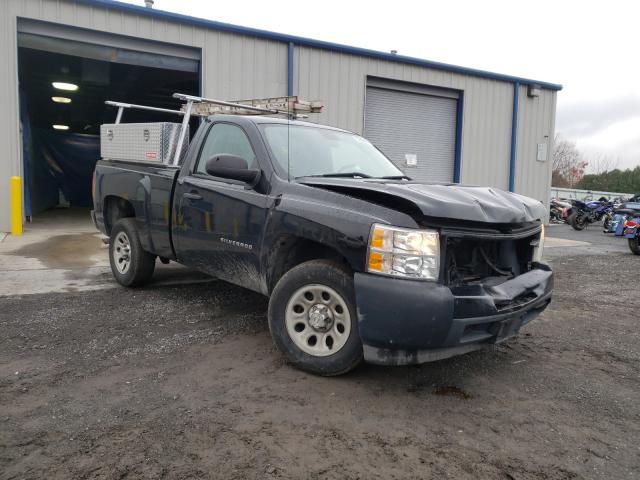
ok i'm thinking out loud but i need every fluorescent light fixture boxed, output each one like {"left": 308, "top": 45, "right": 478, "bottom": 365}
{"left": 52, "top": 96, "right": 72, "bottom": 104}
{"left": 52, "top": 82, "right": 78, "bottom": 91}
{"left": 52, "top": 124, "right": 70, "bottom": 130}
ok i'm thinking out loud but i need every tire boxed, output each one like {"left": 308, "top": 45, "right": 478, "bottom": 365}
{"left": 565, "top": 207, "right": 574, "bottom": 221}
{"left": 109, "top": 218, "right": 156, "bottom": 287}
{"left": 629, "top": 238, "right": 640, "bottom": 256}
{"left": 268, "top": 260, "right": 363, "bottom": 376}
{"left": 568, "top": 212, "right": 587, "bottom": 231}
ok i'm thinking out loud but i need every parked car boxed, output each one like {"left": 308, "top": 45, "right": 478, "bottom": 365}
{"left": 92, "top": 95, "right": 553, "bottom": 376}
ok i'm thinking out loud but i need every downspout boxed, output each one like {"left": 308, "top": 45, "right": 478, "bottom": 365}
{"left": 287, "top": 42, "right": 294, "bottom": 96}
{"left": 508, "top": 81, "right": 520, "bottom": 192}
{"left": 453, "top": 91, "right": 464, "bottom": 183}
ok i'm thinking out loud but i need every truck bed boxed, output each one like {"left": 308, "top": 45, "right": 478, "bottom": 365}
{"left": 93, "top": 160, "right": 180, "bottom": 260}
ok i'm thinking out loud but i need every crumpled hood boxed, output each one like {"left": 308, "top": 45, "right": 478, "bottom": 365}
{"left": 299, "top": 178, "right": 546, "bottom": 224}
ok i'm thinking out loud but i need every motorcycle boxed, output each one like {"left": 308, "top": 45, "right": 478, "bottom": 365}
{"left": 611, "top": 203, "right": 640, "bottom": 255}
{"left": 605, "top": 201, "right": 640, "bottom": 233}
{"left": 602, "top": 198, "right": 634, "bottom": 233}
{"left": 549, "top": 198, "right": 571, "bottom": 224}
{"left": 567, "top": 198, "right": 613, "bottom": 231}
{"left": 622, "top": 216, "right": 640, "bottom": 255}
{"left": 605, "top": 211, "right": 624, "bottom": 233}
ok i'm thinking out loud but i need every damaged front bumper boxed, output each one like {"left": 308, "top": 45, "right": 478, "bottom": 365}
{"left": 354, "top": 264, "right": 553, "bottom": 366}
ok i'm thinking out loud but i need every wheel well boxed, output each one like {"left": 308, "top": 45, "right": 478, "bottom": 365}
{"left": 268, "top": 236, "right": 351, "bottom": 293}
{"left": 104, "top": 196, "right": 135, "bottom": 235}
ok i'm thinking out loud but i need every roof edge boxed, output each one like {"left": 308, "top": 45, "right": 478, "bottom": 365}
{"left": 76, "top": 0, "right": 563, "bottom": 91}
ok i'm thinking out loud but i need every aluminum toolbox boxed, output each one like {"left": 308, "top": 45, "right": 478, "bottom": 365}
{"left": 100, "top": 122, "right": 189, "bottom": 164}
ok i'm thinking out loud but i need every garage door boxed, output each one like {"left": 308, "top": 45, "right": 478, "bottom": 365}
{"left": 364, "top": 84, "right": 458, "bottom": 183}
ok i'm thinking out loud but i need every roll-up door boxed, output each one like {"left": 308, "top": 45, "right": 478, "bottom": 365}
{"left": 364, "top": 80, "right": 458, "bottom": 183}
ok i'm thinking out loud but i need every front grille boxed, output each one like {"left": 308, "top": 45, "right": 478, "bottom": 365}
{"left": 442, "top": 224, "right": 540, "bottom": 287}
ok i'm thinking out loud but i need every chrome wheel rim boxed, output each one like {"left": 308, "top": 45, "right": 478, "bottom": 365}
{"left": 113, "top": 231, "right": 132, "bottom": 274}
{"left": 285, "top": 284, "right": 351, "bottom": 357}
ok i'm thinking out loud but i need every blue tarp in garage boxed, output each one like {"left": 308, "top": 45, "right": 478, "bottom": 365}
{"left": 26, "top": 128, "right": 100, "bottom": 212}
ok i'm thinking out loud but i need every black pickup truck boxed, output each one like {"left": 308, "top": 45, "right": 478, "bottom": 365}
{"left": 92, "top": 114, "right": 552, "bottom": 375}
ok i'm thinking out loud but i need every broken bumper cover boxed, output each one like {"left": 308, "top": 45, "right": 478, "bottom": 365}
{"left": 354, "top": 265, "right": 553, "bottom": 366}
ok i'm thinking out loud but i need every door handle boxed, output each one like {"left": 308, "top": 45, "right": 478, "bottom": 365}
{"left": 183, "top": 192, "right": 202, "bottom": 200}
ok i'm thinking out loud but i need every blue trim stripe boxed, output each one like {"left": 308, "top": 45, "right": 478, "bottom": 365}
{"left": 453, "top": 91, "right": 464, "bottom": 183}
{"left": 287, "top": 42, "right": 294, "bottom": 96}
{"left": 509, "top": 82, "right": 520, "bottom": 192}
{"left": 77, "top": 0, "right": 562, "bottom": 91}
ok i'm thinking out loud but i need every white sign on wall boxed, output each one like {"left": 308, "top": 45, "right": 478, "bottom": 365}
{"left": 537, "top": 143, "right": 548, "bottom": 162}
{"left": 405, "top": 153, "right": 418, "bottom": 167}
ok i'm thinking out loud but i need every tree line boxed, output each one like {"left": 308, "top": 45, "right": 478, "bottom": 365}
{"left": 552, "top": 135, "right": 639, "bottom": 194}
{"left": 579, "top": 167, "right": 640, "bottom": 194}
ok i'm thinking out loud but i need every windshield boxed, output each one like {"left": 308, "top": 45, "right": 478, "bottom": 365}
{"left": 259, "top": 124, "right": 405, "bottom": 179}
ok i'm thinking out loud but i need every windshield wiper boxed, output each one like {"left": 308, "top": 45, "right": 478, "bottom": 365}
{"left": 297, "top": 172, "right": 372, "bottom": 179}
{"left": 379, "top": 175, "right": 411, "bottom": 180}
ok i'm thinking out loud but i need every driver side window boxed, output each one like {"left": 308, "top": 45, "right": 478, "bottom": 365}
{"left": 196, "top": 123, "right": 257, "bottom": 175}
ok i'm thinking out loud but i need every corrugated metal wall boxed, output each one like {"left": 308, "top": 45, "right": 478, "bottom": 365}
{"left": 9, "top": 0, "right": 289, "bottom": 100}
{"left": 0, "top": 0, "right": 288, "bottom": 231}
{"left": 0, "top": 0, "right": 557, "bottom": 232}
{"left": 515, "top": 86, "right": 557, "bottom": 205}
{"left": 0, "top": 4, "right": 21, "bottom": 233}
{"left": 294, "top": 46, "right": 516, "bottom": 190}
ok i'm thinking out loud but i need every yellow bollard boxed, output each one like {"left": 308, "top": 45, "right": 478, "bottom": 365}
{"left": 10, "top": 176, "right": 23, "bottom": 236}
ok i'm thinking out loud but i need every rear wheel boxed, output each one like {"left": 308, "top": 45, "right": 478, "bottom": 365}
{"left": 568, "top": 212, "right": 587, "bottom": 231}
{"left": 268, "top": 260, "right": 363, "bottom": 376}
{"left": 629, "top": 238, "right": 640, "bottom": 255}
{"left": 109, "top": 218, "right": 156, "bottom": 287}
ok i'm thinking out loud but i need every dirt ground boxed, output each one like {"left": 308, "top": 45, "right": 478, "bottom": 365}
{"left": 1, "top": 227, "right": 639, "bottom": 479}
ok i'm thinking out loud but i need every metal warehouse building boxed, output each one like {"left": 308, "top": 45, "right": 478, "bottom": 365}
{"left": 0, "top": 0, "right": 562, "bottom": 233}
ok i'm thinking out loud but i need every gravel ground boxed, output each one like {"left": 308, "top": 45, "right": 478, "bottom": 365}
{"left": 1, "top": 226, "right": 639, "bottom": 479}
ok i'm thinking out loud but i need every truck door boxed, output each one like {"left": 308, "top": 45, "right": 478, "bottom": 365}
{"left": 174, "top": 122, "right": 269, "bottom": 293}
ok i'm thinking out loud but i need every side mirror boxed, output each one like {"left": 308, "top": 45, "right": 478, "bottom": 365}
{"left": 205, "top": 154, "right": 261, "bottom": 185}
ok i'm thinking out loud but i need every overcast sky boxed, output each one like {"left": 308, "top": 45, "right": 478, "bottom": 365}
{"left": 126, "top": 0, "right": 639, "bottom": 171}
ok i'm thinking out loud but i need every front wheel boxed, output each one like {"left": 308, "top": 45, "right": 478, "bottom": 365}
{"left": 268, "top": 260, "right": 363, "bottom": 376}
{"left": 109, "top": 218, "right": 156, "bottom": 287}
{"left": 629, "top": 238, "right": 640, "bottom": 255}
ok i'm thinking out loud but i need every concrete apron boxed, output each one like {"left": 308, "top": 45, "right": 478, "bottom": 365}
{"left": 545, "top": 237, "right": 591, "bottom": 248}
{"left": 0, "top": 208, "right": 211, "bottom": 296}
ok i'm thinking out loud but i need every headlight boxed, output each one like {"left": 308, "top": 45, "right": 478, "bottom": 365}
{"left": 532, "top": 224, "right": 545, "bottom": 262}
{"left": 366, "top": 224, "right": 440, "bottom": 281}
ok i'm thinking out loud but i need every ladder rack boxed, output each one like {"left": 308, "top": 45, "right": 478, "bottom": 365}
{"left": 174, "top": 94, "right": 323, "bottom": 117}
{"left": 105, "top": 92, "right": 323, "bottom": 166}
